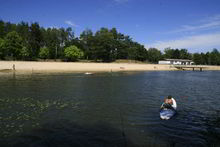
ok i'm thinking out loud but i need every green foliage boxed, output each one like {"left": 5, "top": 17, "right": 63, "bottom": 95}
{"left": 180, "top": 49, "right": 191, "bottom": 59}
{"left": 147, "top": 48, "right": 162, "bottom": 63}
{"left": 193, "top": 53, "right": 202, "bottom": 65}
{"left": 29, "top": 23, "right": 42, "bottom": 57}
{"left": 42, "top": 27, "right": 74, "bottom": 59}
{"left": 164, "top": 48, "right": 191, "bottom": 59}
{"left": 4, "top": 22, "right": 17, "bottom": 33}
{"left": 39, "top": 47, "right": 49, "bottom": 59}
{"left": 0, "top": 20, "right": 5, "bottom": 38}
{"left": 173, "top": 49, "right": 180, "bottom": 59}
{"left": 80, "top": 29, "right": 93, "bottom": 60}
{"left": 192, "top": 49, "right": 220, "bottom": 65}
{"left": 127, "top": 46, "right": 137, "bottom": 60}
{"left": 200, "top": 53, "right": 207, "bottom": 65}
{"left": 0, "top": 38, "right": 5, "bottom": 59}
{"left": 164, "top": 48, "right": 174, "bottom": 59}
{"left": 4, "top": 31, "right": 23, "bottom": 60}
{"left": 64, "top": 45, "right": 84, "bottom": 61}
{"left": 0, "top": 20, "right": 220, "bottom": 64}
{"left": 20, "top": 46, "right": 30, "bottom": 60}
{"left": 43, "top": 28, "right": 59, "bottom": 59}
{"left": 92, "top": 27, "right": 116, "bottom": 62}
{"left": 79, "top": 27, "right": 148, "bottom": 62}
{"left": 16, "top": 21, "right": 30, "bottom": 48}
{"left": 130, "top": 43, "right": 147, "bottom": 61}
{"left": 210, "top": 49, "right": 220, "bottom": 65}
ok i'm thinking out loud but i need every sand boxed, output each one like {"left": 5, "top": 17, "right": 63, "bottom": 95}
{"left": 0, "top": 61, "right": 220, "bottom": 73}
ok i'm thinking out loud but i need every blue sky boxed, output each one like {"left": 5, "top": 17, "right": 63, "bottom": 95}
{"left": 1, "top": 0, "right": 220, "bottom": 53}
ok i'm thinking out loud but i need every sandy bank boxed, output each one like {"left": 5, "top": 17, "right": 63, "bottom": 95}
{"left": 0, "top": 61, "right": 220, "bottom": 73}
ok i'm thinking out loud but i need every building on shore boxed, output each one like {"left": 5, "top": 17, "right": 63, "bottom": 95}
{"left": 158, "top": 59, "right": 194, "bottom": 65}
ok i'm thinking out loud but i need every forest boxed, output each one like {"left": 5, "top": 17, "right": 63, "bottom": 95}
{"left": 0, "top": 20, "right": 220, "bottom": 65}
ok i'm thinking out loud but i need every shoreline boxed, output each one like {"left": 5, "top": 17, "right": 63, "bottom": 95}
{"left": 1, "top": 61, "right": 220, "bottom": 73}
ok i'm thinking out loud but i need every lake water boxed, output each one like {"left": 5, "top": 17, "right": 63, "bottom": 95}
{"left": 0, "top": 71, "right": 220, "bottom": 147}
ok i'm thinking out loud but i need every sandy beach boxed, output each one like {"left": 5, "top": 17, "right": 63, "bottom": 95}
{"left": 0, "top": 61, "right": 220, "bottom": 73}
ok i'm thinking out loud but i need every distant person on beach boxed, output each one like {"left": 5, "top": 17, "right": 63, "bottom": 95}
{"left": 161, "top": 95, "right": 177, "bottom": 110}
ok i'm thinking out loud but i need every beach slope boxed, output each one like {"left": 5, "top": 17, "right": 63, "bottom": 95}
{"left": 0, "top": 61, "right": 220, "bottom": 73}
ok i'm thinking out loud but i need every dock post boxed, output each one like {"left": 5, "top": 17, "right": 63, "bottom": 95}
{"left": 200, "top": 68, "right": 202, "bottom": 72}
{"left": 193, "top": 67, "right": 194, "bottom": 71}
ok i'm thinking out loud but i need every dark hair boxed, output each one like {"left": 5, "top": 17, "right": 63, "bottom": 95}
{"left": 168, "top": 95, "right": 172, "bottom": 99}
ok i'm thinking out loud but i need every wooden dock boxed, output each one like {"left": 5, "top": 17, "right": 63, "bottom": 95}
{"left": 174, "top": 65, "right": 207, "bottom": 71}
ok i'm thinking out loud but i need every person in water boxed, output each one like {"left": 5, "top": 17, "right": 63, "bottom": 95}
{"left": 161, "top": 95, "right": 177, "bottom": 110}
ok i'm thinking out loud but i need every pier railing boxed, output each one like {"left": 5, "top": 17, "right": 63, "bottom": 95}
{"left": 174, "top": 65, "right": 208, "bottom": 71}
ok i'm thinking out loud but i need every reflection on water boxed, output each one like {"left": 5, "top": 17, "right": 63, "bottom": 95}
{"left": 0, "top": 71, "right": 220, "bottom": 146}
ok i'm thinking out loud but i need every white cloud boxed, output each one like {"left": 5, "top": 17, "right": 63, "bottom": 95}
{"left": 48, "top": 26, "right": 59, "bottom": 29}
{"left": 148, "top": 14, "right": 220, "bottom": 52}
{"left": 147, "top": 32, "right": 220, "bottom": 52}
{"left": 65, "top": 20, "right": 79, "bottom": 27}
{"left": 167, "top": 14, "right": 220, "bottom": 34}
{"left": 200, "top": 14, "right": 220, "bottom": 23}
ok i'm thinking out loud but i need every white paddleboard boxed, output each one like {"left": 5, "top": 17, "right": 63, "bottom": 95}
{"left": 160, "top": 108, "right": 176, "bottom": 120}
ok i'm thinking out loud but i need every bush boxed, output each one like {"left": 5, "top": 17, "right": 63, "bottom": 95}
{"left": 0, "top": 38, "right": 5, "bottom": 59}
{"left": 64, "top": 45, "right": 84, "bottom": 61}
{"left": 4, "top": 31, "right": 23, "bottom": 60}
{"left": 39, "top": 47, "right": 49, "bottom": 59}
{"left": 20, "top": 46, "right": 30, "bottom": 60}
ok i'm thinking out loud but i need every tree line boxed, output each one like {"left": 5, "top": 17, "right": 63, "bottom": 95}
{"left": 163, "top": 48, "right": 220, "bottom": 65}
{"left": 0, "top": 20, "right": 220, "bottom": 65}
{"left": 0, "top": 20, "right": 148, "bottom": 62}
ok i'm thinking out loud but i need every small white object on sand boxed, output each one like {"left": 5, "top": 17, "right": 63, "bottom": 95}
{"left": 85, "top": 72, "right": 93, "bottom": 75}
